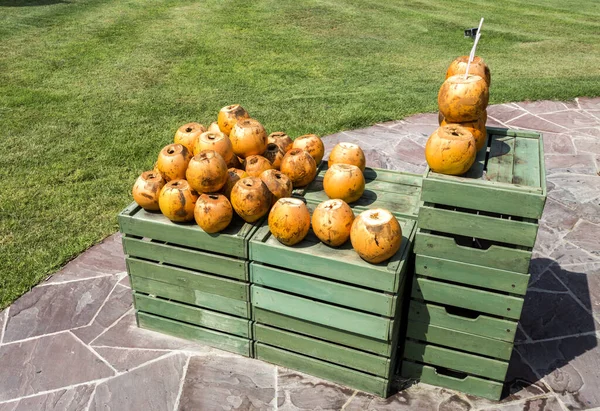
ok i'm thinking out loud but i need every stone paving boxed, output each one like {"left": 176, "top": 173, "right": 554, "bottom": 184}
{"left": 1, "top": 98, "right": 600, "bottom": 410}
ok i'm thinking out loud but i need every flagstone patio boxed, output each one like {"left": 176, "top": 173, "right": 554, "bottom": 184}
{"left": 1, "top": 98, "right": 600, "bottom": 411}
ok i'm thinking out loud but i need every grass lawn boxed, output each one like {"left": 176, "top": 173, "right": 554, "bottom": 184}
{"left": 1, "top": 0, "right": 599, "bottom": 308}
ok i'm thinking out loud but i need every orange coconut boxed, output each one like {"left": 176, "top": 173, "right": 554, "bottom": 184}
{"left": 221, "top": 168, "right": 248, "bottom": 199}
{"left": 174, "top": 122, "right": 206, "bottom": 153}
{"left": 323, "top": 164, "right": 365, "bottom": 203}
{"left": 268, "top": 132, "right": 293, "bottom": 153}
{"left": 268, "top": 198, "right": 311, "bottom": 246}
{"left": 279, "top": 148, "right": 318, "bottom": 188}
{"left": 156, "top": 143, "right": 192, "bottom": 182}
{"left": 425, "top": 125, "right": 477, "bottom": 175}
{"left": 262, "top": 143, "right": 286, "bottom": 170}
{"left": 446, "top": 55, "right": 491, "bottom": 86}
{"left": 229, "top": 118, "right": 268, "bottom": 159}
{"left": 245, "top": 155, "right": 273, "bottom": 177}
{"left": 217, "top": 104, "right": 250, "bottom": 136}
{"left": 292, "top": 134, "right": 325, "bottom": 165}
{"left": 351, "top": 209, "right": 402, "bottom": 264}
{"left": 194, "top": 193, "right": 233, "bottom": 233}
{"left": 193, "top": 131, "right": 235, "bottom": 164}
{"left": 260, "top": 169, "right": 293, "bottom": 205}
{"left": 208, "top": 121, "right": 221, "bottom": 133}
{"left": 186, "top": 150, "right": 228, "bottom": 193}
{"left": 328, "top": 142, "right": 366, "bottom": 171}
{"left": 132, "top": 170, "right": 166, "bottom": 211}
{"left": 311, "top": 199, "right": 355, "bottom": 247}
{"left": 438, "top": 74, "right": 489, "bottom": 122}
{"left": 158, "top": 179, "right": 198, "bottom": 222}
{"left": 230, "top": 177, "right": 272, "bottom": 222}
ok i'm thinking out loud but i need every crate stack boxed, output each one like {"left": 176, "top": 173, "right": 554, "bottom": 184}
{"left": 248, "top": 166, "right": 421, "bottom": 397}
{"left": 118, "top": 203, "right": 261, "bottom": 357}
{"left": 400, "top": 127, "right": 547, "bottom": 400}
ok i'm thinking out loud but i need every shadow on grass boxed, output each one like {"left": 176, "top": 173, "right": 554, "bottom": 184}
{"left": 0, "top": 0, "right": 69, "bottom": 6}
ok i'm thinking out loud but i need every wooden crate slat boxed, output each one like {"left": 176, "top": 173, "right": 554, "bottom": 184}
{"left": 414, "top": 231, "right": 531, "bottom": 274}
{"left": 123, "top": 236, "right": 247, "bottom": 281}
{"left": 127, "top": 258, "right": 248, "bottom": 301}
{"left": 254, "top": 308, "right": 392, "bottom": 357}
{"left": 118, "top": 203, "right": 257, "bottom": 258}
{"left": 486, "top": 135, "right": 515, "bottom": 184}
{"left": 512, "top": 137, "right": 541, "bottom": 188}
{"left": 251, "top": 286, "right": 392, "bottom": 341}
{"left": 134, "top": 293, "right": 251, "bottom": 338}
{"left": 408, "top": 301, "right": 517, "bottom": 342}
{"left": 462, "top": 137, "right": 488, "bottom": 179}
{"left": 137, "top": 312, "right": 251, "bottom": 357}
{"left": 412, "top": 277, "right": 524, "bottom": 320}
{"left": 418, "top": 206, "right": 538, "bottom": 247}
{"left": 314, "top": 166, "right": 423, "bottom": 187}
{"left": 415, "top": 255, "right": 529, "bottom": 295}
{"left": 131, "top": 276, "right": 250, "bottom": 318}
{"left": 251, "top": 263, "right": 396, "bottom": 317}
{"left": 401, "top": 361, "right": 503, "bottom": 401}
{"left": 406, "top": 320, "right": 514, "bottom": 360}
{"left": 255, "top": 343, "right": 390, "bottom": 397}
{"left": 403, "top": 341, "right": 509, "bottom": 381}
{"left": 254, "top": 324, "right": 391, "bottom": 377}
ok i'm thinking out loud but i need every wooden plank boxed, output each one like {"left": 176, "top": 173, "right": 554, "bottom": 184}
{"left": 137, "top": 312, "right": 251, "bottom": 357}
{"left": 122, "top": 236, "right": 248, "bottom": 281}
{"left": 420, "top": 178, "right": 545, "bottom": 219}
{"left": 512, "top": 136, "right": 541, "bottom": 188}
{"left": 249, "top": 219, "right": 415, "bottom": 293}
{"left": 486, "top": 135, "right": 515, "bottom": 184}
{"left": 418, "top": 206, "right": 539, "bottom": 247}
{"left": 400, "top": 361, "right": 503, "bottom": 401}
{"left": 131, "top": 275, "right": 250, "bottom": 318}
{"left": 415, "top": 255, "right": 530, "bottom": 295}
{"left": 463, "top": 139, "right": 488, "bottom": 179}
{"left": 252, "top": 286, "right": 392, "bottom": 341}
{"left": 118, "top": 205, "right": 258, "bottom": 258}
{"left": 406, "top": 320, "right": 514, "bottom": 360}
{"left": 255, "top": 343, "right": 390, "bottom": 397}
{"left": 134, "top": 293, "right": 251, "bottom": 338}
{"left": 486, "top": 127, "right": 540, "bottom": 139}
{"left": 310, "top": 175, "right": 422, "bottom": 197}
{"left": 251, "top": 263, "right": 397, "bottom": 317}
{"left": 126, "top": 258, "right": 248, "bottom": 301}
{"left": 254, "top": 324, "right": 391, "bottom": 377}
{"left": 254, "top": 308, "right": 392, "bottom": 356}
{"left": 408, "top": 301, "right": 517, "bottom": 342}
{"left": 403, "top": 341, "right": 509, "bottom": 381}
{"left": 313, "top": 166, "right": 422, "bottom": 187}
{"left": 412, "top": 277, "right": 524, "bottom": 320}
{"left": 414, "top": 231, "right": 531, "bottom": 274}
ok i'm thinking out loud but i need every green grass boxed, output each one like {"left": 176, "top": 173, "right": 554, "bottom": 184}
{"left": 1, "top": 0, "right": 599, "bottom": 308}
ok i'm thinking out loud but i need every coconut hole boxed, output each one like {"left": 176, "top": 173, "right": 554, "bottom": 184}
{"left": 167, "top": 148, "right": 175, "bottom": 154}
{"left": 185, "top": 127, "right": 193, "bottom": 133}
{"left": 267, "top": 143, "right": 278, "bottom": 152}
{"left": 209, "top": 195, "right": 219, "bottom": 200}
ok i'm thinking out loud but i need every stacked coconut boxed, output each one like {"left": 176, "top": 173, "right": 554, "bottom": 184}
{"left": 131, "top": 104, "right": 402, "bottom": 265}
{"left": 425, "top": 56, "right": 491, "bottom": 175}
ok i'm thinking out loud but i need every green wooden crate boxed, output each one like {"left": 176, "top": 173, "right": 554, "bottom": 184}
{"left": 303, "top": 165, "right": 422, "bottom": 220}
{"left": 421, "top": 127, "right": 546, "bottom": 220}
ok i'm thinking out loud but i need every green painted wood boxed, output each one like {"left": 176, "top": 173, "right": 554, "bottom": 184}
{"left": 406, "top": 320, "right": 514, "bottom": 360}
{"left": 418, "top": 206, "right": 539, "bottom": 247}
{"left": 250, "top": 219, "right": 415, "bottom": 293}
{"left": 486, "top": 126, "right": 540, "bottom": 139}
{"left": 131, "top": 275, "right": 250, "bottom": 318}
{"left": 463, "top": 132, "right": 489, "bottom": 179}
{"left": 126, "top": 258, "right": 248, "bottom": 301}
{"left": 137, "top": 312, "right": 251, "bottom": 357}
{"left": 414, "top": 230, "right": 532, "bottom": 274}
{"left": 122, "top": 236, "right": 248, "bottom": 281}
{"left": 254, "top": 308, "right": 392, "bottom": 356}
{"left": 118, "top": 203, "right": 260, "bottom": 258}
{"left": 408, "top": 301, "right": 517, "bottom": 342}
{"left": 134, "top": 293, "right": 251, "bottom": 338}
{"left": 412, "top": 277, "right": 524, "bottom": 320}
{"left": 255, "top": 343, "right": 390, "bottom": 397}
{"left": 252, "top": 286, "right": 392, "bottom": 341}
{"left": 254, "top": 324, "right": 391, "bottom": 377}
{"left": 512, "top": 137, "right": 541, "bottom": 188}
{"left": 415, "top": 255, "right": 529, "bottom": 295}
{"left": 538, "top": 134, "right": 547, "bottom": 197}
{"left": 403, "top": 341, "right": 509, "bottom": 381}
{"left": 487, "top": 135, "right": 515, "bottom": 184}
{"left": 400, "top": 361, "right": 503, "bottom": 401}
{"left": 250, "top": 263, "right": 397, "bottom": 317}
{"left": 314, "top": 166, "right": 423, "bottom": 187}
